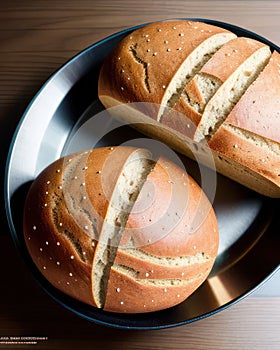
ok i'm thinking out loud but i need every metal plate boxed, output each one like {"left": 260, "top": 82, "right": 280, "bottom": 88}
{"left": 4, "top": 19, "right": 280, "bottom": 329}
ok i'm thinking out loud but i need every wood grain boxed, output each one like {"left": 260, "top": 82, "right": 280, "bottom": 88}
{"left": 1, "top": 1, "right": 280, "bottom": 109}
{"left": 0, "top": 1, "right": 279, "bottom": 349}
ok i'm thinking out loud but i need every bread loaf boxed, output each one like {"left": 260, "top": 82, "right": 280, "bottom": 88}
{"left": 98, "top": 20, "right": 280, "bottom": 197}
{"left": 23, "top": 146, "right": 219, "bottom": 313}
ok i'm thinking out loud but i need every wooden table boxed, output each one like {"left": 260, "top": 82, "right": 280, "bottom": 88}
{"left": 0, "top": 1, "right": 279, "bottom": 349}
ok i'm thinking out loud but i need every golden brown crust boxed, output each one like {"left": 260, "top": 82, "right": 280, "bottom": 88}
{"left": 200, "top": 37, "right": 266, "bottom": 81}
{"left": 104, "top": 266, "right": 207, "bottom": 313}
{"left": 225, "top": 51, "right": 280, "bottom": 143}
{"left": 208, "top": 125, "right": 280, "bottom": 194}
{"left": 114, "top": 249, "right": 213, "bottom": 280}
{"left": 23, "top": 154, "right": 97, "bottom": 306}
{"left": 98, "top": 20, "right": 234, "bottom": 112}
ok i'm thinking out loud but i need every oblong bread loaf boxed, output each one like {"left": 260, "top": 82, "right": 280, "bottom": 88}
{"left": 98, "top": 20, "right": 280, "bottom": 197}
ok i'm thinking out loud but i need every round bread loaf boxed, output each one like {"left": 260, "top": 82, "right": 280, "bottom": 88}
{"left": 23, "top": 146, "right": 219, "bottom": 313}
